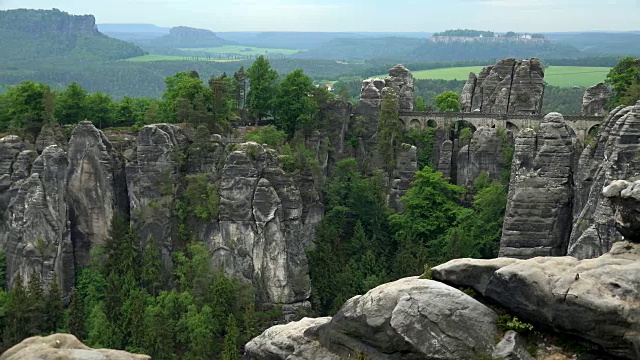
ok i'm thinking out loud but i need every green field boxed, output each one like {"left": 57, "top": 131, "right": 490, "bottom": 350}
{"left": 124, "top": 54, "right": 241, "bottom": 62}
{"left": 179, "top": 45, "right": 302, "bottom": 56}
{"left": 376, "top": 66, "right": 612, "bottom": 88}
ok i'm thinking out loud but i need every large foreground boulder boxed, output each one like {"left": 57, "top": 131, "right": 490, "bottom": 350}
{"left": 433, "top": 241, "right": 640, "bottom": 359}
{"left": 246, "top": 278, "right": 499, "bottom": 359}
{"left": 0, "top": 334, "right": 150, "bottom": 360}
{"left": 244, "top": 317, "right": 338, "bottom": 360}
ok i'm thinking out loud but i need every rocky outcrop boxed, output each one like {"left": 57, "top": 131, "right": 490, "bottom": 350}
{"left": 463, "top": 58, "right": 545, "bottom": 115}
{"left": 3, "top": 145, "right": 73, "bottom": 290}
{"left": 244, "top": 317, "right": 337, "bottom": 360}
{"left": 206, "top": 142, "right": 316, "bottom": 309}
{"left": 35, "top": 123, "right": 67, "bottom": 154}
{"left": 0, "top": 333, "right": 150, "bottom": 360}
{"left": 386, "top": 65, "right": 415, "bottom": 112}
{"left": 582, "top": 83, "right": 611, "bottom": 116}
{"left": 247, "top": 278, "right": 499, "bottom": 359}
{"left": 66, "top": 121, "right": 126, "bottom": 270}
{"left": 492, "top": 331, "right": 535, "bottom": 360}
{"left": 500, "top": 113, "right": 575, "bottom": 258}
{"left": 569, "top": 101, "right": 640, "bottom": 258}
{"left": 125, "top": 124, "right": 189, "bottom": 267}
{"left": 457, "top": 127, "right": 511, "bottom": 188}
{"left": 602, "top": 179, "right": 640, "bottom": 242}
{"left": 389, "top": 144, "right": 418, "bottom": 211}
{"left": 433, "top": 241, "right": 640, "bottom": 360}
{"left": 437, "top": 140, "right": 454, "bottom": 179}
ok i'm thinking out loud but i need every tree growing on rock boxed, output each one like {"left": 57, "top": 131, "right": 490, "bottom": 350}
{"left": 376, "top": 87, "right": 403, "bottom": 177}
{"left": 272, "top": 69, "right": 318, "bottom": 138}
{"left": 434, "top": 91, "right": 461, "bottom": 112}
{"left": 246, "top": 55, "right": 278, "bottom": 124}
{"left": 605, "top": 57, "right": 640, "bottom": 108}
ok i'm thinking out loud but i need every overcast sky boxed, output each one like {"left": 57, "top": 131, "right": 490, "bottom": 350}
{"left": 0, "top": 0, "right": 638, "bottom": 32}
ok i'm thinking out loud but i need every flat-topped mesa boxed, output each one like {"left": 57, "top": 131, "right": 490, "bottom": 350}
{"left": 461, "top": 58, "right": 545, "bottom": 115}
{"left": 582, "top": 83, "right": 611, "bottom": 116}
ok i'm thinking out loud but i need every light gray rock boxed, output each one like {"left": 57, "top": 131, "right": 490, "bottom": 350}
{"left": 602, "top": 179, "right": 640, "bottom": 242}
{"left": 437, "top": 140, "right": 454, "bottom": 179}
{"left": 500, "top": 113, "right": 575, "bottom": 258}
{"left": 243, "top": 317, "right": 337, "bottom": 360}
{"left": 386, "top": 64, "right": 415, "bottom": 112}
{"left": 465, "top": 58, "right": 545, "bottom": 115}
{"left": 4, "top": 145, "right": 73, "bottom": 291}
{"left": 0, "top": 333, "right": 150, "bottom": 360}
{"left": 316, "top": 277, "right": 499, "bottom": 359}
{"left": 389, "top": 144, "right": 418, "bottom": 212}
{"left": 582, "top": 83, "right": 611, "bottom": 116}
{"left": 457, "top": 127, "right": 511, "bottom": 188}
{"left": 208, "top": 142, "right": 313, "bottom": 310}
{"left": 492, "top": 331, "right": 535, "bottom": 360}
{"left": 569, "top": 102, "right": 640, "bottom": 258}
{"left": 434, "top": 241, "right": 640, "bottom": 360}
{"left": 461, "top": 72, "right": 478, "bottom": 112}
{"left": 126, "top": 124, "right": 189, "bottom": 267}
{"left": 35, "top": 123, "right": 67, "bottom": 154}
{"left": 66, "top": 121, "right": 126, "bottom": 274}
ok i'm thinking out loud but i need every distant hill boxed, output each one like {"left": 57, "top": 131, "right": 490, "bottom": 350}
{"left": 217, "top": 31, "right": 430, "bottom": 50}
{"left": 135, "top": 26, "right": 232, "bottom": 50}
{"left": 294, "top": 37, "right": 425, "bottom": 61}
{"left": 98, "top": 23, "right": 170, "bottom": 41}
{"left": 0, "top": 9, "right": 145, "bottom": 64}
{"left": 546, "top": 32, "right": 640, "bottom": 56}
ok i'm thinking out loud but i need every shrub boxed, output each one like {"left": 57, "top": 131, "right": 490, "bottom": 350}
{"left": 244, "top": 125, "right": 286, "bottom": 147}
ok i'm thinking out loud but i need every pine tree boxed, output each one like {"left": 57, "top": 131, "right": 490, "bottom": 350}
{"left": 66, "top": 287, "right": 86, "bottom": 340}
{"left": 86, "top": 303, "right": 114, "bottom": 348}
{"left": 141, "top": 239, "right": 164, "bottom": 297}
{"left": 25, "top": 273, "right": 46, "bottom": 336}
{"left": 376, "top": 87, "right": 402, "bottom": 178}
{"left": 44, "top": 277, "right": 64, "bottom": 333}
{"left": 222, "top": 313, "right": 239, "bottom": 360}
{"left": 4, "top": 274, "right": 28, "bottom": 349}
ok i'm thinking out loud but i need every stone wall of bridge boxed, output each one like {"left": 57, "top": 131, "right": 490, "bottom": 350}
{"left": 399, "top": 112, "right": 603, "bottom": 141}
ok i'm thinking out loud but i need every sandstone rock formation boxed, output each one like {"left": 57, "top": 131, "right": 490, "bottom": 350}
{"left": 569, "top": 101, "right": 640, "bottom": 258}
{"left": 461, "top": 58, "right": 544, "bottom": 115}
{"left": 206, "top": 142, "right": 316, "bottom": 309}
{"left": 492, "top": 331, "right": 535, "bottom": 360}
{"left": 582, "top": 83, "right": 611, "bottom": 116}
{"left": 244, "top": 317, "right": 337, "bottom": 360}
{"left": 0, "top": 333, "right": 150, "bottom": 360}
{"left": 386, "top": 64, "right": 415, "bottom": 112}
{"left": 433, "top": 241, "right": 640, "bottom": 359}
{"left": 457, "top": 127, "right": 511, "bottom": 188}
{"left": 3, "top": 145, "right": 73, "bottom": 290}
{"left": 35, "top": 123, "right": 67, "bottom": 154}
{"left": 500, "top": 113, "right": 575, "bottom": 258}
{"left": 246, "top": 277, "right": 500, "bottom": 359}
{"left": 67, "top": 121, "right": 126, "bottom": 272}
{"left": 602, "top": 179, "right": 640, "bottom": 242}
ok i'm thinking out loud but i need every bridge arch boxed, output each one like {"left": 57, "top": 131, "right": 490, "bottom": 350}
{"left": 426, "top": 119, "right": 438, "bottom": 128}
{"left": 409, "top": 119, "right": 421, "bottom": 130}
{"left": 453, "top": 120, "right": 477, "bottom": 133}
{"left": 506, "top": 121, "right": 520, "bottom": 133}
{"left": 588, "top": 124, "right": 601, "bottom": 138}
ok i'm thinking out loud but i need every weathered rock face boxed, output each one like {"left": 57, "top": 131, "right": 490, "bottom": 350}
{"left": 500, "top": 113, "right": 575, "bottom": 258}
{"left": 244, "top": 317, "right": 337, "bottom": 360}
{"left": 389, "top": 144, "right": 418, "bottom": 212}
{"left": 35, "top": 123, "right": 67, "bottom": 154}
{"left": 0, "top": 333, "right": 150, "bottom": 360}
{"left": 247, "top": 278, "right": 499, "bottom": 359}
{"left": 125, "top": 124, "right": 189, "bottom": 267}
{"left": 206, "top": 142, "right": 316, "bottom": 308}
{"left": 463, "top": 58, "right": 545, "bottom": 115}
{"left": 67, "top": 121, "right": 127, "bottom": 270}
{"left": 433, "top": 241, "right": 640, "bottom": 360}
{"left": 437, "top": 140, "right": 454, "bottom": 179}
{"left": 385, "top": 64, "right": 414, "bottom": 112}
{"left": 492, "top": 331, "right": 535, "bottom": 360}
{"left": 602, "top": 179, "right": 640, "bottom": 242}
{"left": 582, "top": 83, "right": 611, "bottom": 116}
{"left": 3, "top": 145, "right": 73, "bottom": 291}
{"left": 457, "top": 127, "right": 511, "bottom": 188}
{"left": 569, "top": 102, "right": 640, "bottom": 259}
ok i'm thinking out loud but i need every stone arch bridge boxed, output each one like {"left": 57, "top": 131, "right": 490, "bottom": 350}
{"left": 399, "top": 112, "right": 604, "bottom": 141}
